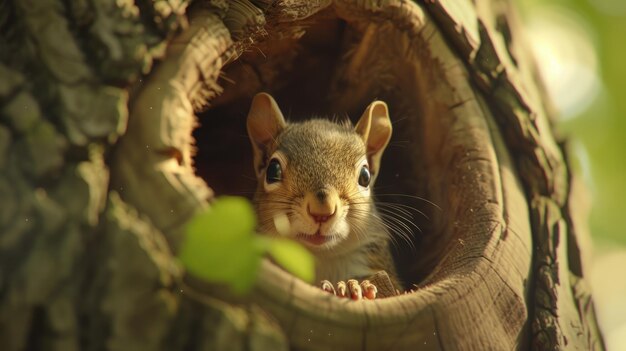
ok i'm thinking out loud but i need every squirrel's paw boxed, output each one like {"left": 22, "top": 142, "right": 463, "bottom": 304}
{"left": 320, "top": 279, "right": 377, "bottom": 300}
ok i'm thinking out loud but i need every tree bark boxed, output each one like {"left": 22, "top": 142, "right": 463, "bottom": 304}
{"left": 0, "top": 0, "right": 604, "bottom": 350}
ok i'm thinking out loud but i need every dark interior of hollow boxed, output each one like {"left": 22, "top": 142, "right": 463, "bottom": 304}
{"left": 192, "top": 13, "right": 442, "bottom": 288}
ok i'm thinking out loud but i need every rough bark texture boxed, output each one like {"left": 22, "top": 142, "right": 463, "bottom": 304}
{"left": 0, "top": 0, "right": 604, "bottom": 350}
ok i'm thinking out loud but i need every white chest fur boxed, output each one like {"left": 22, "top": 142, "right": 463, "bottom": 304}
{"left": 314, "top": 249, "right": 374, "bottom": 283}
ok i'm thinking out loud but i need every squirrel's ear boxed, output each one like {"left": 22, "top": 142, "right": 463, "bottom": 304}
{"left": 355, "top": 101, "right": 392, "bottom": 180}
{"left": 247, "top": 93, "right": 286, "bottom": 175}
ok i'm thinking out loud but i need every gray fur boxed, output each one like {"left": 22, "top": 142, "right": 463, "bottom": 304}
{"left": 247, "top": 96, "right": 401, "bottom": 289}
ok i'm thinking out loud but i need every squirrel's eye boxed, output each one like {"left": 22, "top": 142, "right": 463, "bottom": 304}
{"left": 266, "top": 159, "right": 282, "bottom": 184}
{"left": 358, "top": 165, "right": 371, "bottom": 187}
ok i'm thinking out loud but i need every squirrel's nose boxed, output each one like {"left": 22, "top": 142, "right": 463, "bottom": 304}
{"left": 307, "top": 204, "right": 335, "bottom": 223}
{"left": 306, "top": 190, "right": 337, "bottom": 223}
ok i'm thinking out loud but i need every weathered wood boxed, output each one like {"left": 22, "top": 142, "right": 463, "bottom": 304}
{"left": 424, "top": 1, "right": 605, "bottom": 348}
{"left": 0, "top": 0, "right": 604, "bottom": 350}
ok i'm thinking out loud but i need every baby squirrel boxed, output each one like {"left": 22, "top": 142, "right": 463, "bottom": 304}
{"left": 247, "top": 93, "right": 400, "bottom": 300}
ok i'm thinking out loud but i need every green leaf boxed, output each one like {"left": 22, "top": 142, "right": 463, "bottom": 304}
{"left": 178, "top": 196, "right": 261, "bottom": 294}
{"left": 268, "top": 238, "right": 315, "bottom": 283}
{"left": 225, "top": 240, "right": 262, "bottom": 294}
{"left": 178, "top": 196, "right": 316, "bottom": 295}
{"left": 186, "top": 196, "right": 256, "bottom": 244}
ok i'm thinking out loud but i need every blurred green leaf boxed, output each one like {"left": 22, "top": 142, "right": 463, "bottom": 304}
{"left": 268, "top": 238, "right": 315, "bottom": 283}
{"left": 227, "top": 238, "right": 267, "bottom": 294}
{"left": 178, "top": 196, "right": 315, "bottom": 294}
{"left": 178, "top": 197, "right": 258, "bottom": 293}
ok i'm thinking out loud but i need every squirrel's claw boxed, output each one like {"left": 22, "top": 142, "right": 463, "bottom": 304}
{"left": 321, "top": 280, "right": 335, "bottom": 295}
{"left": 319, "top": 279, "right": 378, "bottom": 300}
{"left": 360, "top": 280, "right": 377, "bottom": 300}
{"left": 336, "top": 281, "right": 347, "bottom": 297}
{"left": 347, "top": 279, "right": 362, "bottom": 300}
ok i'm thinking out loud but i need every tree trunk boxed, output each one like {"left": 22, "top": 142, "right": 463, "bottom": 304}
{"left": 0, "top": 0, "right": 604, "bottom": 350}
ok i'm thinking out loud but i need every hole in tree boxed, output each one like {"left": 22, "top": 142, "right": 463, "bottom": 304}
{"left": 192, "top": 10, "right": 442, "bottom": 289}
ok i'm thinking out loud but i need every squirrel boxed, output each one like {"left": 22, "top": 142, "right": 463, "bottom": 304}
{"left": 246, "top": 93, "right": 401, "bottom": 300}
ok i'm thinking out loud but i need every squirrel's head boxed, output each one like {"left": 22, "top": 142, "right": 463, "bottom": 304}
{"left": 247, "top": 93, "right": 392, "bottom": 255}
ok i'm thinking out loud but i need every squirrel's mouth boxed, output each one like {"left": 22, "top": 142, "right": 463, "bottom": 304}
{"left": 296, "top": 231, "right": 335, "bottom": 246}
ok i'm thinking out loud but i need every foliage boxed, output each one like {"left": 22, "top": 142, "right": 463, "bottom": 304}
{"left": 178, "top": 196, "right": 314, "bottom": 294}
{"left": 521, "top": 0, "right": 626, "bottom": 244}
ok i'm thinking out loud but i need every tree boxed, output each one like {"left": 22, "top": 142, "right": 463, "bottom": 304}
{"left": 0, "top": 0, "right": 604, "bottom": 349}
